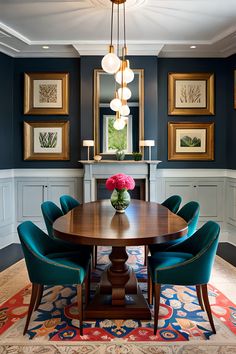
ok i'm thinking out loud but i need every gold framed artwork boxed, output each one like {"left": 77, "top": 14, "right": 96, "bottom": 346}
{"left": 168, "top": 73, "right": 215, "bottom": 115}
{"left": 168, "top": 122, "right": 214, "bottom": 161}
{"left": 24, "top": 121, "right": 69, "bottom": 160}
{"left": 24, "top": 72, "right": 69, "bottom": 115}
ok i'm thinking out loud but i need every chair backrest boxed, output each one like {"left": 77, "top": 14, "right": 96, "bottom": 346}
{"left": 177, "top": 201, "right": 200, "bottom": 237}
{"left": 157, "top": 221, "right": 220, "bottom": 285}
{"left": 60, "top": 195, "right": 80, "bottom": 214}
{"left": 41, "top": 201, "right": 63, "bottom": 239}
{"left": 162, "top": 195, "right": 182, "bottom": 214}
{"left": 17, "top": 221, "right": 50, "bottom": 282}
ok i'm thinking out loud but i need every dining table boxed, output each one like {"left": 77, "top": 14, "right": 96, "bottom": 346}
{"left": 53, "top": 199, "right": 188, "bottom": 320}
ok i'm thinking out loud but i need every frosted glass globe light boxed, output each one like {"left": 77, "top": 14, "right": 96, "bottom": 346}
{"left": 120, "top": 104, "right": 130, "bottom": 116}
{"left": 110, "top": 97, "right": 122, "bottom": 112}
{"left": 118, "top": 86, "right": 132, "bottom": 100}
{"left": 115, "top": 67, "right": 134, "bottom": 84}
{"left": 102, "top": 53, "right": 120, "bottom": 74}
{"left": 113, "top": 117, "right": 126, "bottom": 130}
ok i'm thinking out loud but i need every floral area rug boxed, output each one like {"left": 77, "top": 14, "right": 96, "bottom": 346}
{"left": 0, "top": 247, "right": 236, "bottom": 344}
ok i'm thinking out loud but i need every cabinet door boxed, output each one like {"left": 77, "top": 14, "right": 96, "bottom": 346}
{"left": 47, "top": 179, "right": 76, "bottom": 207}
{"left": 196, "top": 181, "right": 224, "bottom": 221}
{"left": 0, "top": 180, "right": 13, "bottom": 226}
{"left": 165, "top": 180, "right": 195, "bottom": 207}
{"left": 17, "top": 181, "right": 47, "bottom": 222}
{"left": 226, "top": 181, "right": 236, "bottom": 226}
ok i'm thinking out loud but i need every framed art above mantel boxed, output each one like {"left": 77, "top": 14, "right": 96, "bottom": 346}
{"left": 168, "top": 73, "right": 215, "bottom": 115}
{"left": 24, "top": 72, "right": 69, "bottom": 115}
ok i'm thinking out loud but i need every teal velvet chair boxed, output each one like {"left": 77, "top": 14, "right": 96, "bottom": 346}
{"left": 148, "top": 221, "right": 220, "bottom": 335}
{"left": 144, "top": 195, "right": 182, "bottom": 264}
{"left": 59, "top": 196, "right": 98, "bottom": 268}
{"left": 149, "top": 201, "right": 200, "bottom": 254}
{"left": 60, "top": 195, "right": 80, "bottom": 215}
{"left": 41, "top": 201, "right": 63, "bottom": 240}
{"left": 17, "top": 221, "right": 91, "bottom": 335}
{"left": 161, "top": 195, "right": 182, "bottom": 214}
{"left": 41, "top": 200, "right": 92, "bottom": 253}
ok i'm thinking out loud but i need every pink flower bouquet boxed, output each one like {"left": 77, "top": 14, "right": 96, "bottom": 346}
{"left": 106, "top": 173, "right": 135, "bottom": 191}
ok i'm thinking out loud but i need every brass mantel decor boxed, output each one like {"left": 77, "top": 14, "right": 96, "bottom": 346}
{"left": 24, "top": 121, "right": 69, "bottom": 160}
{"left": 168, "top": 73, "right": 215, "bottom": 115}
{"left": 24, "top": 72, "right": 69, "bottom": 115}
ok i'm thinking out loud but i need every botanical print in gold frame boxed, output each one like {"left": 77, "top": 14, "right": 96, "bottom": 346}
{"left": 24, "top": 73, "right": 69, "bottom": 115}
{"left": 24, "top": 121, "right": 69, "bottom": 160}
{"left": 168, "top": 73, "right": 215, "bottom": 115}
{"left": 168, "top": 122, "right": 214, "bottom": 160}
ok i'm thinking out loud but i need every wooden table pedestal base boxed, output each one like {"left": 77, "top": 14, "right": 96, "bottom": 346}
{"left": 84, "top": 265, "right": 151, "bottom": 320}
{"left": 84, "top": 284, "right": 151, "bottom": 320}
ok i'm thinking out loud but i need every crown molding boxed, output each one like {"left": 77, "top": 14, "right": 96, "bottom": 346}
{"left": 0, "top": 20, "right": 236, "bottom": 58}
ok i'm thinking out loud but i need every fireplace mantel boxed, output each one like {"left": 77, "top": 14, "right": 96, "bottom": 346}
{"left": 79, "top": 160, "right": 162, "bottom": 202}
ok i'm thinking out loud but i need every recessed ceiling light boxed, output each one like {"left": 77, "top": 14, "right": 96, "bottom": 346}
{"left": 42, "top": 45, "right": 49, "bottom": 49}
{"left": 190, "top": 45, "right": 196, "bottom": 49}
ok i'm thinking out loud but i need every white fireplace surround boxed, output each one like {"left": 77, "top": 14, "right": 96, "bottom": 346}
{"left": 80, "top": 160, "right": 162, "bottom": 203}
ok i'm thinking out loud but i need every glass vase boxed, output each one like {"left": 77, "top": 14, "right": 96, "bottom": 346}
{"left": 116, "top": 150, "right": 125, "bottom": 161}
{"left": 110, "top": 189, "right": 130, "bottom": 213}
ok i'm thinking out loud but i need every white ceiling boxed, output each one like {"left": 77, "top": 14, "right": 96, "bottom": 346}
{"left": 0, "top": 0, "right": 236, "bottom": 58}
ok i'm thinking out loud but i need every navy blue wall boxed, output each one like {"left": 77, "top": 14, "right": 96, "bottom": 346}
{"left": 227, "top": 54, "right": 236, "bottom": 169}
{"left": 0, "top": 53, "right": 14, "bottom": 169}
{"left": 0, "top": 53, "right": 235, "bottom": 169}
{"left": 158, "top": 58, "right": 227, "bottom": 168}
{"left": 13, "top": 58, "right": 80, "bottom": 168}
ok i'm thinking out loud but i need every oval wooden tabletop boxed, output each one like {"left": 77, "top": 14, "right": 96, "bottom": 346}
{"left": 53, "top": 199, "right": 188, "bottom": 247}
{"left": 53, "top": 200, "right": 188, "bottom": 247}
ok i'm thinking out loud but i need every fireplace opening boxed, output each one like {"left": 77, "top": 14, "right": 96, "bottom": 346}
{"left": 96, "top": 179, "right": 146, "bottom": 201}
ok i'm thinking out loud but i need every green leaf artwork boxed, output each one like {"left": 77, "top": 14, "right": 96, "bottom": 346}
{"left": 180, "top": 135, "right": 201, "bottom": 147}
{"left": 108, "top": 117, "right": 127, "bottom": 151}
{"left": 39, "top": 132, "right": 58, "bottom": 148}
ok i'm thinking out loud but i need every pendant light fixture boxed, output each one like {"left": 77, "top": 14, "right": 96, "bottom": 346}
{"left": 101, "top": 0, "right": 134, "bottom": 130}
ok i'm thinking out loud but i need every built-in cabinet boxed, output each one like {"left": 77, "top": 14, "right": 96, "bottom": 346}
{"left": 0, "top": 178, "right": 14, "bottom": 248}
{"left": 165, "top": 178, "right": 224, "bottom": 222}
{"left": 226, "top": 178, "right": 236, "bottom": 227}
{"left": 1, "top": 169, "right": 236, "bottom": 248}
{"left": 16, "top": 178, "right": 77, "bottom": 223}
{"left": 0, "top": 179, "right": 14, "bottom": 227}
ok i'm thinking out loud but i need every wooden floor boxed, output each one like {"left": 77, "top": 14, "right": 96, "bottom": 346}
{"left": 0, "top": 244, "right": 23, "bottom": 272}
{"left": 217, "top": 242, "right": 236, "bottom": 267}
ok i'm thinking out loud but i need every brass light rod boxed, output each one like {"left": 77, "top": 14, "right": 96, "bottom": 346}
{"left": 111, "top": 0, "right": 126, "bottom": 4}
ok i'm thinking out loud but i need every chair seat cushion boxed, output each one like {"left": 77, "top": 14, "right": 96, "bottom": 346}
{"left": 46, "top": 252, "right": 91, "bottom": 284}
{"left": 149, "top": 236, "right": 187, "bottom": 253}
{"left": 47, "top": 250, "right": 90, "bottom": 259}
{"left": 148, "top": 252, "right": 193, "bottom": 283}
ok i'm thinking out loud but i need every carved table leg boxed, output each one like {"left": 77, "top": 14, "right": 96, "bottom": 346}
{"left": 107, "top": 246, "right": 130, "bottom": 305}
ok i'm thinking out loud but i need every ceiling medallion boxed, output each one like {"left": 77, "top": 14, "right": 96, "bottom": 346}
{"left": 90, "top": 0, "right": 147, "bottom": 9}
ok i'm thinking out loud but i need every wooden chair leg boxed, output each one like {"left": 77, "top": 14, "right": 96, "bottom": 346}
{"left": 85, "top": 264, "right": 91, "bottom": 306}
{"left": 77, "top": 284, "right": 83, "bottom": 336}
{"left": 147, "top": 266, "right": 153, "bottom": 305}
{"left": 93, "top": 246, "right": 97, "bottom": 269}
{"left": 196, "top": 284, "right": 204, "bottom": 311}
{"left": 154, "top": 283, "right": 161, "bottom": 335}
{"left": 34, "top": 284, "right": 44, "bottom": 310}
{"left": 23, "top": 283, "right": 39, "bottom": 335}
{"left": 144, "top": 246, "right": 148, "bottom": 266}
{"left": 201, "top": 284, "right": 216, "bottom": 334}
